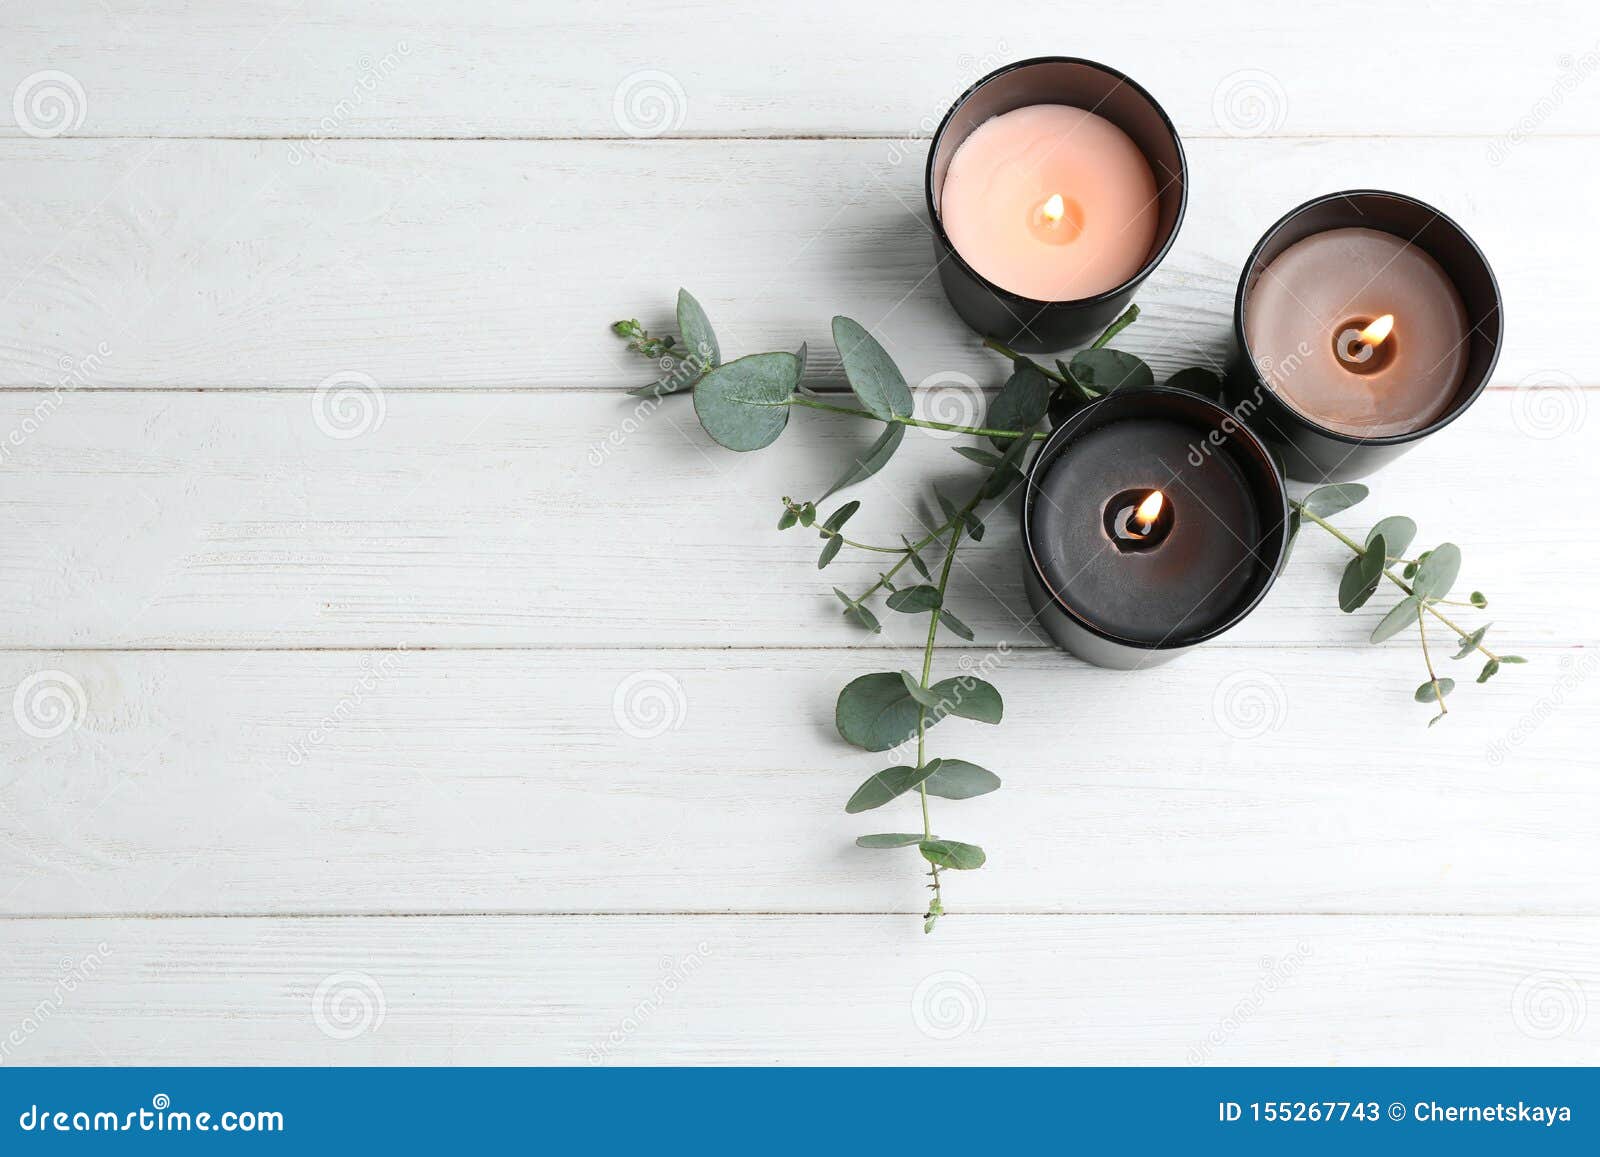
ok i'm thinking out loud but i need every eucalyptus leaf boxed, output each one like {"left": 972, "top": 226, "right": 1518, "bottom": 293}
{"left": 1300, "top": 483, "right": 1369, "bottom": 517}
{"left": 845, "top": 760, "right": 941, "bottom": 814}
{"left": 1069, "top": 348, "right": 1154, "bottom": 392}
{"left": 1412, "top": 543, "right": 1462, "bottom": 601}
{"left": 902, "top": 535, "right": 931, "bottom": 580}
{"left": 933, "top": 487, "right": 960, "bottom": 524}
{"left": 855, "top": 833, "right": 924, "bottom": 849}
{"left": 954, "top": 446, "right": 1002, "bottom": 468}
{"left": 919, "top": 839, "right": 986, "bottom": 870}
{"left": 1163, "top": 367, "right": 1223, "bottom": 400}
{"left": 821, "top": 423, "right": 905, "bottom": 500}
{"left": 1371, "top": 595, "right": 1421, "bottom": 643}
{"left": 822, "top": 500, "right": 860, "bottom": 534}
{"left": 676, "top": 288, "right": 720, "bottom": 368}
{"left": 1415, "top": 677, "right": 1455, "bottom": 702}
{"left": 897, "top": 670, "right": 944, "bottom": 708}
{"left": 817, "top": 536, "right": 843, "bottom": 569}
{"left": 923, "top": 759, "right": 1000, "bottom": 800}
{"left": 962, "top": 509, "right": 986, "bottom": 541}
{"left": 925, "top": 675, "right": 1002, "bottom": 725}
{"left": 832, "top": 316, "right": 912, "bottom": 419}
{"left": 777, "top": 506, "right": 798, "bottom": 530}
{"left": 798, "top": 502, "right": 816, "bottom": 527}
{"left": 692, "top": 351, "right": 800, "bottom": 452}
{"left": 939, "top": 609, "right": 974, "bottom": 641}
{"left": 1470, "top": 591, "right": 1488, "bottom": 608}
{"left": 886, "top": 585, "right": 942, "bottom": 614}
{"left": 1452, "top": 624, "right": 1490, "bottom": 660}
{"left": 985, "top": 362, "right": 1052, "bottom": 449}
{"left": 1478, "top": 658, "right": 1501, "bottom": 683}
{"left": 1338, "top": 533, "right": 1386, "bottom": 612}
{"left": 1283, "top": 508, "right": 1302, "bottom": 564}
{"left": 1501, "top": 655, "right": 1528, "bottom": 664}
{"left": 1366, "top": 515, "right": 1417, "bottom": 561}
{"left": 836, "top": 672, "right": 943, "bottom": 751}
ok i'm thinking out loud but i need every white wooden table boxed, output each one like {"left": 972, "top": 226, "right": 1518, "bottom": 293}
{"left": 1, "top": 1, "right": 1596, "bottom": 1065}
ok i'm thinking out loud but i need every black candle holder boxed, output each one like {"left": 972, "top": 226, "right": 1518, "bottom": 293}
{"left": 924, "top": 57, "right": 1187, "bottom": 353}
{"left": 1021, "top": 387, "right": 1289, "bottom": 670}
{"left": 1225, "top": 190, "right": 1503, "bottom": 483}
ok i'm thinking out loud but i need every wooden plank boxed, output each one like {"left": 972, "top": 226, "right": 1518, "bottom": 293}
{"left": 0, "top": 137, "right": 1592, "bottom": 389}
{"left": 2, "top": 645, "right": 1592, "bottom": 916}
{"left": 0, "top": 915, "right": 1595, "bottom": 1064}
{"left": 2, "top": 1, "right": 1595, "bottom": 139}
{"left": 0, "top": 390, "right": 1588, "bottom": 649}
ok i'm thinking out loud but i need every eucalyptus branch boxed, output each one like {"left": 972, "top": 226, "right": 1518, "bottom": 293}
{"left": 1290, "top": 485, "right": 1526, "bottom": 724}
{"left": 785, "top": 394, "right": 1047, "bottom": 441}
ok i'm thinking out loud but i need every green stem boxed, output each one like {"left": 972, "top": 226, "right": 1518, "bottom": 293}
{"left": 785, "top": 395, "right": 1046, "bottom": 441}
{"left": 848, "top": 517, "right": 961, "bottom": 606}
{"left": 1090, "top": 304, "right": 1140, "bottom": 349}
{"left": 913, "top": 489, "right": 983, "bottom": 929}
{"left": 1291, "top": 500, "right": 1501, "bottom": 662}
{"left": 1417, "top": 601, "right": 1448, "bottom": 717}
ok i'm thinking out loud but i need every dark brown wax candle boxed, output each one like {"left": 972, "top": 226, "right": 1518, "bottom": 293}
{"left": 1022, "top": 387, "right": 1288, "bottom": 668}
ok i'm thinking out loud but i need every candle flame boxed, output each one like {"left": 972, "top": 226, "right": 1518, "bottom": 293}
{"left": 1133, "top": 490, "right": 1164, "bottom": 531}
{"left": 1041, "top": 192, "right": 1066, "bottom": 224}
{"left": 1356, "top": 313, "right": 1395, "bottom": 348}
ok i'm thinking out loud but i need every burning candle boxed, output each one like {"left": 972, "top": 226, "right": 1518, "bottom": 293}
{"left": 1022, "top": 387, "right": 1288, "bottom": 669}
{"left": 938, "top": 104, "right": 1160, "bottom": 302}
{"left": 1227, "top": 191, "right": 1503, "bottom": 482}
{"left": 926, "top": 58, "right": 1187, "bottom": 352}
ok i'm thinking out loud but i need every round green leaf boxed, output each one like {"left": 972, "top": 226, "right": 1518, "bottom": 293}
{"left": 1300, "top": 483, "right": 1369, "bottom": 517}
{"left": 919, "top": 839, "right": 986, "bottom": 870}
{"left": 886, "top": 585, "right": 942, "bottom": 614}
{"left": 926, "top": 675, "right": 1003, "bottom": 724}
{"left": 1163, "top": 367, "right": 1223, "bottom": 399}
{"left": 1069, "top": 348, "right": 1153, "bottom": 392}
{"left": 1415, "top": 677, "right": 1455, "bottom": 702}
{"left": 836, "top": 672, "right": 940, "bottom": 752}
{"left": 985, "top": 362, "right": 1051, "bottom": 448}
{"left": 1338, "top": 533, "right": 1386, "bottom": 612}
{"left": 693, "top": 352, "right": 799, "bottom": 451}
{"left": 1366, "top": 515, "right": 1417, "bottom": 561}
{"left": 831, "top": 316, "right": 912, "bottom": 419}
{"left": 922, "top": 759, "right": 1000, "bottom": 800}
{"left": 1412, "top": 542, "right": 1462, "bottom": 601}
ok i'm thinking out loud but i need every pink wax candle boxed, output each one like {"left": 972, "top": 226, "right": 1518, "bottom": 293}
{"left": 938, "top": 104, "right": 1161, "bottom": 302}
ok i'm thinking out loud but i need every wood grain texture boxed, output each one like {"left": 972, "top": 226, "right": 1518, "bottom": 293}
{"left": 2, "top": 1, "right": 1596, "bottom": 139}
{"left": 1, "top": 915, "right": 1595, "bottom": 1065}
{"left": 0, "top": 389, "right": 1586, "bottom": 648}
{"left": 1, "top": 646, "right": 1593, "bottom": 917}
{"left": 0, "top": 137, "right": 1594, "bottom": 389}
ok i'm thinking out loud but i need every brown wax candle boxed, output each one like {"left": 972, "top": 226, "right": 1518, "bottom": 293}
{"left": 1243, "top": 227, "right": 1470, "bottom": 438}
